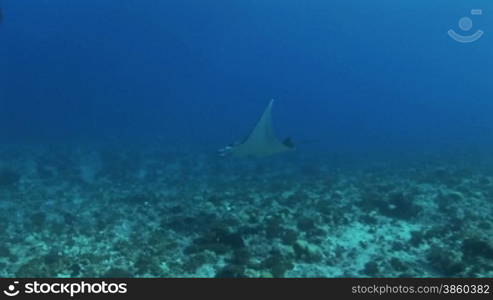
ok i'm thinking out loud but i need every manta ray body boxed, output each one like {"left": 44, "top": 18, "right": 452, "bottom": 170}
{"left": 219, "top": 99, "right": 294, "bottom": 158}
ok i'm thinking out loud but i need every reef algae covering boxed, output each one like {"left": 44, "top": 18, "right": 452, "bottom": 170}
{"left": 1, "top": 143, "right": 493, "bottom": 278}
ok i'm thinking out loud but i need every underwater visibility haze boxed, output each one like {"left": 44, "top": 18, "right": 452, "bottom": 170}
{"left": 0, "top": 0, "right": 493, "bottom": 277}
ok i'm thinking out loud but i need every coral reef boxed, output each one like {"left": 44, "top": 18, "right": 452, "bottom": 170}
{"left": 0, "top": 144, "right": 492, "bottom": 277}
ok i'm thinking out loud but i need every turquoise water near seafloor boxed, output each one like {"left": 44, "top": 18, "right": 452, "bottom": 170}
{"left": 1, "top": 1, "right": 493, "bottom": 277}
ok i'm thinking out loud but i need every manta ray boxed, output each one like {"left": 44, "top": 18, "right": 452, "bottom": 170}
{"left": 219, "top": 99, "right": 295, "bottom": 157}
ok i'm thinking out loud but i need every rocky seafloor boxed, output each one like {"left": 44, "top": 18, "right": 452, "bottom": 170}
{"left": 1, "top": 143, "right": 493, "bottom": 278}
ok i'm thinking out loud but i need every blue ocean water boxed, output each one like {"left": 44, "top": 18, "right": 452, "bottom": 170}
{"left": 0, "top": 0, "right": 492, "bottom": 277}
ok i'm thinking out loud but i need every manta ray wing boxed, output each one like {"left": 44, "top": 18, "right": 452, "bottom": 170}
{"left": 231, "top": 99, "right": 293, "bottom": 157}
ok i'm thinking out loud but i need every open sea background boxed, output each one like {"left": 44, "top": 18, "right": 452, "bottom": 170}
{"left": 0, "top": 0, "right": 492, "bottom": 277}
